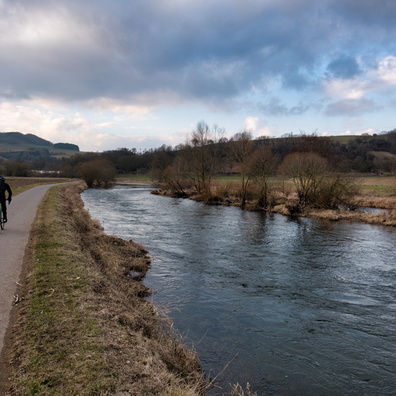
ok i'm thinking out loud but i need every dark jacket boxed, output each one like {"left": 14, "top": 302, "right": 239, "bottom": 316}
{"left": 0, "top": 181, "right": 12, "bottom": 200}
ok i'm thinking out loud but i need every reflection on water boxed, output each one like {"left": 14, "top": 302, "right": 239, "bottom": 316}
{"left": 82, "top": 184, "right": 396, "bottom": 396}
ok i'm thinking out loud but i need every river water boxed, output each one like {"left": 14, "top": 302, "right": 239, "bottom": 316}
{"left": 82, "top": 183, "right": 396, "bottom": 396}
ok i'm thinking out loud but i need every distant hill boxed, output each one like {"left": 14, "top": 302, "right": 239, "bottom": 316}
{"left": 54, "top": 142, "right": 80, "bottom": 151}
{"left": 0, "top": 131, "right": 80, "bottom": 162}
{"left": 0, "top": 132, "right": 53, "bottom": 147}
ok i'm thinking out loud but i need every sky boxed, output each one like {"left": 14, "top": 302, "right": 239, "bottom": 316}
{"left": 0, "top": 0, "right": 396, "bottom": 152}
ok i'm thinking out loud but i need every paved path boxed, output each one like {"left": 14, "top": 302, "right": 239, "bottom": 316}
{"left": 0, "top": 184, "right": 56, "bottom": 365}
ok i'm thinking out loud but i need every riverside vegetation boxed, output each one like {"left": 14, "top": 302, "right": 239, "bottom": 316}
{"left": 146, "top": 127, "right": 395, "bottom": 227}
{"left": 2, "top": 182, "right": 208, "bottom": 395}
{"left": 154, "top": 172, "right": 396, "bottom": 227}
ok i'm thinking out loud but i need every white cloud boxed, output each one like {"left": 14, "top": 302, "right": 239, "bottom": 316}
{"left": 243, "top": 116, "right": 275, "bottom": 138}
{"left": 84, "top": 98, "right": 154, "bottom": 119}
{"left": 0, "top": 101, "right": 102, "bottom": 150}
{"left": 324, "top": 55, "right": 396, "bottom": 101}
{"left": 0, "top": 98, "right": 186, "bottom": 151}
{"left": 244, "top": 116, "right": 260, "bottom": 131}
{"left": 0, "top": 5, "right": 105, "bottom": 63}
{"left": 324, "top": 78, "right": 369, "bottom": 99}
{"left": 374, "top": 55, "right": 396, "bottom": 85}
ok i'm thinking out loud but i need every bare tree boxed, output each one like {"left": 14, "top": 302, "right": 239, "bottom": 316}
{"left": 150, "top": 148, "right": 174, "bottom": 182}
{"left": 229, "top": 131, "right": 254, "bottom": 207}
{"left": 182, "top": 121, "right": 224, "bottom": 195}
{"left": 161, "top": 154, "right": 193, "bottom": 196}
{"left": 280, "top": 151, "right": 358, "bottom": 210}
{"left": 280, "top": 152, "right": 329, "bottom": 208}
{"left": 248, "top": 146, "right": 278, "bottom": 209}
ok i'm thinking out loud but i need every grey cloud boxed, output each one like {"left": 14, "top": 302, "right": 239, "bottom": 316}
{"left": 259, "top": 98, "right": 309, "bottom": 117}
{"left": 327, "top": 56, "right": 361, "bottom": 79}
{"left": 1, "top": 0, "right": 396, "bottom": 107}
{"left": 325, "top": 98, "right": 379, "bottom": 116}
{"left": 329, "top": 0, "right": 396, "bottom": 27}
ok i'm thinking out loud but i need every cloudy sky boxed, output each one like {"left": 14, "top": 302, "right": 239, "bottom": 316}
{"left": 1, "top": 0, "right": 396, "bottom": 151}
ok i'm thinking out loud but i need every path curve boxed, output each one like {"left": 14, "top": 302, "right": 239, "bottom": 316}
{"left": 0, "top": 184, "right": 57, "bottom": 366}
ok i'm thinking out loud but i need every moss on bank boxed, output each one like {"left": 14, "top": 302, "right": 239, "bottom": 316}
{"left": 4, "top": 183, "right": 205, "bottom": 395}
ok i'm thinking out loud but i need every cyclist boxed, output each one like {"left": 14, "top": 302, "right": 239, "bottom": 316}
{"left": 0, "top": 176, "right": 12, "bottom": 223}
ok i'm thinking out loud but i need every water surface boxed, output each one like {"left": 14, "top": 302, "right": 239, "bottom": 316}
{"left": 82, "top": 184, "right": 396, "bottom": 395}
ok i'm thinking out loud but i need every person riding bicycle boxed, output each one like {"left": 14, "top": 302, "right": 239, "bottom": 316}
{"left": 0, "top": 176, "right": 12, "bottom": 223}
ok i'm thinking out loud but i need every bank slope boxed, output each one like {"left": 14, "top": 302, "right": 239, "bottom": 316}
{"left": 4, "top": 183, "right": 205, "bottom": 395}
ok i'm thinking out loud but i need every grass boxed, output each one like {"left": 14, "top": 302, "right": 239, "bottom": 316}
{"left": 210, "top": 174, "right": 396, "bottom": 200}
{"left": 353, "top": 175, "right": 396, "bottom": 196}
{"left": 7, "top": 185, "right": 118, "bottom": 394}
{"left": 328, "top": 135, "right": 357, "bottom": 144}
{"left": 115, "top": 174, "right": 155, "bottom": 183}
{"left": 6, "top": 176, "right": 75, "bottom": 195}
{"left": 5, "top": 182, "right": 206, "bottom": 395}
{"left": 0, "top": 146, "right": 79, "bottom": 159}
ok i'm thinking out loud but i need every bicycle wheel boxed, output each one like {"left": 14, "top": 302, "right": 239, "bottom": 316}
{"left": 0, "top": 206, "right": 3, "bottom": 230}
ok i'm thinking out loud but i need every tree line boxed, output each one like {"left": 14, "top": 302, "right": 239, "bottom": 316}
{"left": 1, "top": 123, "right": 395, "bottom": 209}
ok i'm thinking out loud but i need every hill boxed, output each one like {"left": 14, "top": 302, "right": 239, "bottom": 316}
{"left": 0, "top": 132, "right": 53, "bottom": 147}
{"left": 0, "top": 132, "right": 79, "bottom": 161}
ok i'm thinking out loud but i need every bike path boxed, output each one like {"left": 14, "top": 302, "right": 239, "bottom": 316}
{"left": 0, "top": 184, "right": 57, "bottom": 378}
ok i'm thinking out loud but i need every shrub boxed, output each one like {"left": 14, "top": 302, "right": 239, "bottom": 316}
{"left": 279, "top": 152, "right": 329, "bottom": 208}
{"left": 79, "top": 159, "right": 116, "bottom": 188}
{"left": 314, "top": 175, "right": 359, "bottom": 209}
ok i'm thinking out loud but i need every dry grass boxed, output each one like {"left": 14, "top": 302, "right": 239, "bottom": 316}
{"left": 353, "top": 175, "right": 396, "bottom": 198}
{"left": 4, "top": 183, "right": 206, "bottom": 395}
{"left": 5, "top": 176, "right": 75, "bottom": 195}
{"left": 158, "top": 174, "right": 396, "bottom": 227}
{"left": 298, "top": 207, "right": 396, "bottom": 226}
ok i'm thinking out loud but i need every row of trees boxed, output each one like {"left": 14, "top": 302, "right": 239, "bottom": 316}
{"left": 5, "top": 125, "right": 395, "bottom": 179}
{"left": 156, "top": 122, "right": 365, "bottom": 211}
{"left": 1, "top": 123, "right": 395, "bottom": 207}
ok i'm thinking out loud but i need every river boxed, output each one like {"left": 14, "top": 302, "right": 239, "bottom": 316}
{"left": 82, "top": 183, "right": 396, "bottom": 396}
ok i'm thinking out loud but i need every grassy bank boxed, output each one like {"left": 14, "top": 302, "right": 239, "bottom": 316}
{"left": 155, "top": 174, "right": 396, "bottom": 227}
{"left": 4, "top": 183, "right": 205, "bottom": 395}
{"left": 5, "top": 176, "right": 75, "bottom": 195}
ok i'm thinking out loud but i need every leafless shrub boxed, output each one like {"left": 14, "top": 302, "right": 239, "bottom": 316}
{"left": 314, "top": 175, "right": 360, "bottom": 209}
{"left": 279, "top": 152, "right": 329, "bottom": 208}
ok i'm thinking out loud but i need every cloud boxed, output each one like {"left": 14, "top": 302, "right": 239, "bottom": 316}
{"left": 84, "top": 98, "right": 154, "bottom": 119}
{"left": 1, "top": 0, "right": 396, "bottom": 108}
{"left": 259, "top": 98, "right": 309, "bottom": 117}
{"left": 324, "top": 55, "right": 396, "bottom": 104}
{"left": 0, "top": 0, "right": 384, "bottom": 105}
{"left": 324, "top": 78, "right": 369, "bottom": 100}
{"left": 325, "top": 98, "right": 379, "bottom": 116}
{"left": 0, "top": 98, "right": 192, "bottom": 151}
{"left": 327, "top": 56, "right": 361, "bottom": 79}
{"left": 244, "top": 116, "right": 260, "bottom": 131}
{"left": 0, "top": 100, "right": 110, "bottom": 150}
{"left": 329, "top": 0, "right": 396, "bottom": 28}
{"left": 1, "top": 0, "right": 396, "bottom": 149}
{"left": 374, "top": 56, "right": 396, "bottom": 85}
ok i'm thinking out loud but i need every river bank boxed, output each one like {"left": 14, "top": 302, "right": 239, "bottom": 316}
{"left": 153, "top": 180, "right": 396, "bottom": 227}
{"left": 3, "top": 182, "right": 206, "bottom": 395}
{"left": 82, "top": 182, "right": 396, "bottom": 395}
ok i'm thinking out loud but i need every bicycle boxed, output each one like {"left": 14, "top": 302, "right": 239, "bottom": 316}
{"left": 0, "top": 202, "right": 4, "bottom": 230}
